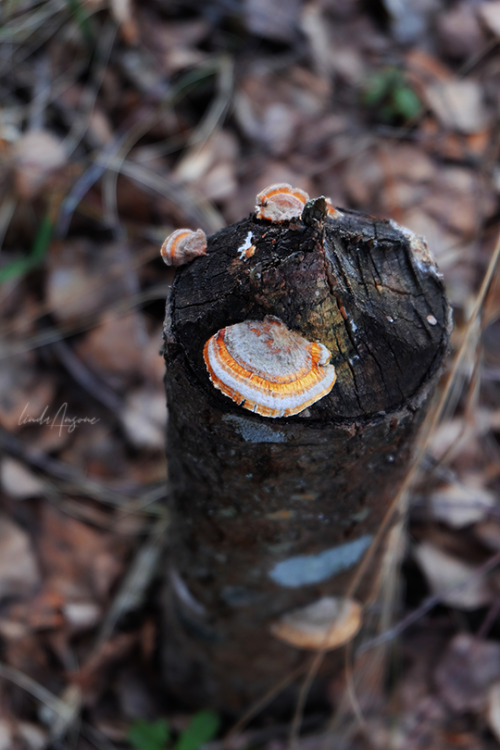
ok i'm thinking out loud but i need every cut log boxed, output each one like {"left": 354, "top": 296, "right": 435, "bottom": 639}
{"left": 161, "top": 196, "right": 450, "bottom": 713}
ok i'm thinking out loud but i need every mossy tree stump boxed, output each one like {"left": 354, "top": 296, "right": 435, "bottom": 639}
{"left": 161, "top": 195, "right": 450, "bottom": 713}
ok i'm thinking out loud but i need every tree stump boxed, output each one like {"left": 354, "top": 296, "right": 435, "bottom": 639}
{"left": 161, "top": 194, "right": 450, "bottom": 713}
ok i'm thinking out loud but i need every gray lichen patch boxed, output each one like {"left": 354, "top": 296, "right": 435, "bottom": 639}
{"left": 222, "top": 414, "right": 288, "bottom": 443}
{"left": 269, "top": 534, "right": 373, "bottom": 587}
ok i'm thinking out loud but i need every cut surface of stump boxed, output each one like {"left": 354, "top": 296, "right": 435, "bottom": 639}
{"left": 162, "top": 191, "right": 450, "bottom": 713}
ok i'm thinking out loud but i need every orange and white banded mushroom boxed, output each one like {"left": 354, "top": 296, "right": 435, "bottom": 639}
{"left": 160, "top": 228, "right": 207, "bottom": 266}
{"left": 325, "top": 197, "right": 341, "bottom": 219}
{"left": 255, "top": 183, "right": 310, "bottom": 222}
{"left": 270, "top": 596, "right": 362, "bottom": 650}
{"left": 203, "top": 316, "right": 336, "bottom": 418}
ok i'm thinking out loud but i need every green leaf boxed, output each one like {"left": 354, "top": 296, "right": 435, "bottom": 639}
{"left": 0, "top": 213, "right": 53, "bottom": 284}
{"left": 175, "top": 710, "right": 220, "bottom": 750}
{"left": 363, "top": 72, "right": 391, "bottom": 106}
{"left": 128, "top": 718, "right": 170, "bottom": 750}
{"left": 392, "top": 85, "right": 422, "bottom": 120}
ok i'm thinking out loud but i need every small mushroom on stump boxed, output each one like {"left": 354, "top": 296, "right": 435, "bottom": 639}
{"left": 161, "top": 227, "right": 207, "bottom": 266}
{"left": 255, "top": 183, "right": 310, "bottom": 222}
{"left": 161, "top": 186, "right": 451, "bottom": 713}
{"left": 270, "top": 596, "right": 363, "bottom": 650}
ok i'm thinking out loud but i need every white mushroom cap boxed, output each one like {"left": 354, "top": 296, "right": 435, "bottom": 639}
{"left": 270, "top": 596, "right": 362, "bottom": 650}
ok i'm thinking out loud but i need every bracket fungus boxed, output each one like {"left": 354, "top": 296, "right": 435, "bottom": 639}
{"left": 203, "top": 316, "right": 336, "bottom": 418}
{"left": 255, "top": 183, "right": 310, "bottom": 222}
{"left": 270, "top": 596, "right": 362, "bottom": 651}
{"left": 325, "top": 197, "right": 341, "bottom": 219}
{"left": 160, "top": 227, "right": 207, "bottom": 266}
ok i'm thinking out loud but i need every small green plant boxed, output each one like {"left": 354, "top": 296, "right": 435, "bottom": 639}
{"left": 0, "top": 213, "right": 53, "bottom": 284}
{"left": 128, "top": 710, "right": 220, "bottom": 750}
{"left": 128, "top": 719, "right": 170, "bottom": 750}
{"left": 363, "top": 67, "right": 422, "bottom": 123}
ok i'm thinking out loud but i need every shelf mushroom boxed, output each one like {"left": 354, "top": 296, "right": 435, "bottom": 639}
{"left": 255, "top": 183, "right": 310, "bottom": 222}
{"left": 270, "top": 596, "right": 362, "bottom": 650}
{"left": 160, "top": 228, "right": 207, "bottom": 266}
{"left": 325, "top": 196, "right": 341, "bottom": 219}
{"left": 203, "top": 316, "right": 336, "bottom": 418}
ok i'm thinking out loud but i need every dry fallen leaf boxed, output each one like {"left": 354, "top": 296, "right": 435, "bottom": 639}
{"left": 121, "top": 388, "right": 166, "bottom": 450}
{"left": 487, "top": 681, "right": 500, "bottom": 742}
{"left": 425, "top": 417, "right": 478, "bottom": 465}
{"left": 421, "top": 165, "right": 494, "bottom": 237}
{"left": 396, "top": 208, "right": 462, "bottom": 276}
{"left": 38, "top": 504, "right": 124, "bottom": 603}
{"left": 428, "top": 480, "right": 496, "bottom": 528}
{"left": 74, "top": 310, "right": 148, "bottom": 388}
{"left": 0, "top": 351, "right": 55, "bottom": 433}
{"left": 423, "top": 79, "right": 488, "bottom": 134}
{"left": 344, "top": 144, "right": 434, "bottom": 209}
{"left": 0, "top": 516, "right": 40, "bottom": 600}
{"left": 174, "top": 131, "right": 239, "bottom": 202}
{"left": 1, "top": 457, "right": 44, "bottom": 499}
{"left": 436, "top": 2, "right": 486, "bottom": 59}
{"left": 474, "top": 520, "right": 500, "bottom": 552}
{"left": 414, "top": 541, "right": 492, "bottom": 609}
{"left": 478, "top": 1, "right": 500, "bottom": 38}
{"left": 133, "top": 16, "right": 207, "bottom": 76}
{"left": 0, "top": 722, "right": 12, "bottom": 750}
{"left": 243, "top": 0, "right": 302, "bottom": 43}
{"left": 46, "top": 240, "right": 142, "bottom": 327}
{"left": 12, "top": 129, "right": 67, "bottom": 200}
{"left": 111, "top": 0, "right": 138, "bottom": 44}
{"left": 435, "top": 633, "right": 500, "bottom": 713}
{"left": 63, "top": 600, "right": 101, "bottom": 633}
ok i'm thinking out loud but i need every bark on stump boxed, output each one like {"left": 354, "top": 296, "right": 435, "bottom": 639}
{"left": 162, "top": 199, "right": 451, "bottom": 713}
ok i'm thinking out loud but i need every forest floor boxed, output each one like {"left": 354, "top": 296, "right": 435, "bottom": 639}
{"left": 1, "top": 1, "right": 500, "bottom": 748}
